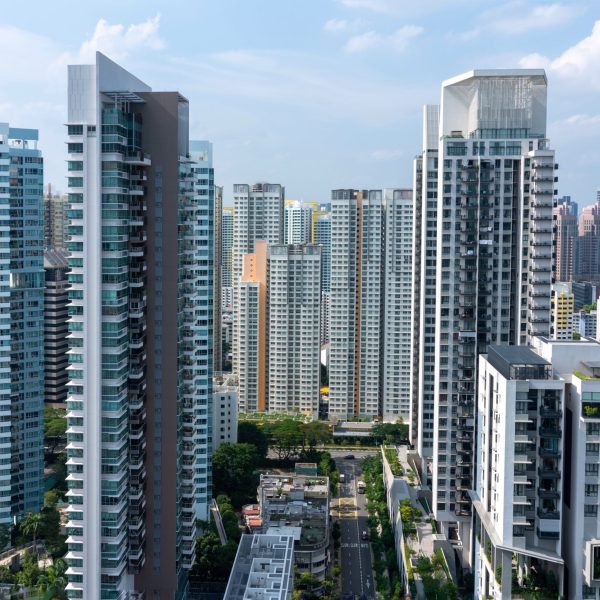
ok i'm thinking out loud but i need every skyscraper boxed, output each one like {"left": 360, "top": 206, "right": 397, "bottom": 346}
{"left": 44, "top": 248, "right": 70, "bottom": 405}
{"left": 578, "top": 198, "right": 600, "bottom": 281}
{"left": 418, "top": 70, "right": 556, "bottom": 555}
{"left": 0, "top": 123, "right": 45, "bottom": 525}
{"left": 237, "top": 241, "right": 268, "bottom": 413}
{"left": 65, "top": 52, "right": 212, "bottom": 599}
{"left": 232, "top": 183, "right": 284, "bottom": 373}
{"left": 411, "top": 105, "right": 439, "bottom": 455}
{"left": 284, "top": 200, "right": 313, "bottom": 244}
{"left": 382, "top": 189, "right": 413, "bottom": 421}
{"left": 267, "top": 244, "right": 321, "bottom": 417}
{"left": 314, "top": 212, "right": 331, "bottom": 293}
{"left": 222, "top": 206, "right": 234, "bottom": 288}
{"left": 44, "top": 183, "right": 68, "bottom": 249}
{"left": 554, "top": 197, "right": 578, "bottom": 282}
{"left": 328, "top": 188, "right": 413, "bottom": 420}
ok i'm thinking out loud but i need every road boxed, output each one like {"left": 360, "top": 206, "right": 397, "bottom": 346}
{"left": 334, "top": 453, "right": 375, "bottom": 600}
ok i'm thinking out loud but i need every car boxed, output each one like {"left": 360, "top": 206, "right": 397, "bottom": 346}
{"left": 344, "top": 454, "right": 355, "bottom": 460}
{"left": 361, "top": 530, "right": 368, "bottom": 540}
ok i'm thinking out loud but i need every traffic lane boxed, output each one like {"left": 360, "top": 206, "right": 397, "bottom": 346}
{"left": 337, "top": 457, "right": 375, "bottom": 599}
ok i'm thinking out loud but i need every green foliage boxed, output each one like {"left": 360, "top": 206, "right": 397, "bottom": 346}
{"left": 370, "top": 421, "right": 409, "bottom": 446}
{"left": 44, "top": 407, "right": 67, "bottom": 451}
{"left": 383, "top": 448, "right": 403, "bottom": 476}
{"left": 583, "top": 302, "right": 597, "bottom": 313}
{"left": 191, "top": 532, "right": 238, "bottom": 581}
{"left": 237, "top": 421, "right": 269, "bottom": 462}
{"left": 212, "top": 443, "right": 260, "bottom": 507}
{"left": 584, "top": 404, "right": 600, "bottom": 417}
{"left": 264, "top": 419, "right": 304, "bottom": 460}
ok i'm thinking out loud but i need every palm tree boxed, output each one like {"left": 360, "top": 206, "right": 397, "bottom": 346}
{"left": 20, "top": 512, "right": 43, "bottom": 558}
{"left": 40, "top": 557, "right": 67, "bottom": 600}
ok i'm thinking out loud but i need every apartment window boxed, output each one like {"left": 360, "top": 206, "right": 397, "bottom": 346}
{"left": 585, "top": 504, "right": 598, "bottom": 517}
{"left": 586, "top": 464, "right": 599, "bottom": 475}
{"left": 585, "top": 484, "right": 598, "bottom": 497}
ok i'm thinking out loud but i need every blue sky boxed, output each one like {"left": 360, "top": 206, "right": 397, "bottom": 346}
{"left": 2, "top": 0, "right": 600, "bottom": 207}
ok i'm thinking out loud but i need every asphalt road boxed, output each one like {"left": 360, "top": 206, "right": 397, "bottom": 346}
{"left": 334, "top": 455, "right": 375, "bottom": 600}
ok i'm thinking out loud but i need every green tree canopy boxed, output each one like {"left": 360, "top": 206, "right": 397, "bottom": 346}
{"left": 265, "top": 419, "right": 304, "bottom": 460}
{"left": 237, "top": 421, "right": 269, "bottom": 462}
{"left": 212, "top": 443, "right": 260, "bottom": 507}
{"left": 191, "top": 532, "right": 238, "bottom": 582}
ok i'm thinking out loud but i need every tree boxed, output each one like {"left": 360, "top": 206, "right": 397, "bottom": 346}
{"left": 20, "top": 512, "right": 43, "bottom": 557}
{"left": 300, "top": 421, "right": 331, "bottom": 451}
{"left": 370, "top": 421, "right": 409, "bottom": 445}
{"left": 191, "top": 532, "right": 238, "bottom": 581}
{"left": 39, "top": 557, "right": 67, "bottom": 599}
{"left": 266, "top": 419, "right": 304, "bottom": 460}
{"left": 212, "top": 443, "right": 260, "bottom": 507}
{"left": 238, "top": 421, "right": 269, "bottom": 462}
{"left": 44, "top": 407, "right": 67, "bottom": 452}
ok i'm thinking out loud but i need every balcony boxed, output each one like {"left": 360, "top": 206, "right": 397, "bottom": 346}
{"left": 538, "top": 466, "right": 560, "bottom": 479}
{"left": 538, "top": 487, "right": 560, "bottom": 500}
{"left": 536, "top": 528, "right": 559, "bottom": 540}
{"left": 539, "top": 426, "right": 562, "bottom": 438}
{"left": 539, "top": 446, "right": 561, "bottom": 458}
{"left": 537, "top": 508, "right": 560, "bottom": 520}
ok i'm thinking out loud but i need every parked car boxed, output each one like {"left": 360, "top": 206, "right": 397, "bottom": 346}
{"left": 344, "top": 454, "right": 355, "bottom": 460}
{"left": 361, "top": 530, "right": 368, "bottom": 540}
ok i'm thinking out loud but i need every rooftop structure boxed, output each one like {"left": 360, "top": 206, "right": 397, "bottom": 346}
{"left": 224, "top": 534, "right": 294, "bottom": 600}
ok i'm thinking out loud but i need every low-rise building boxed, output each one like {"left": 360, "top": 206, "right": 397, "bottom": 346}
{"left": 224, "top": 533, "right": 294, "bottom": 600}
{"left": 213, "top": 376, "right": 238, "bottom": 451}
{"left": 258, "top": 473, "right": 330, "bottom": 580}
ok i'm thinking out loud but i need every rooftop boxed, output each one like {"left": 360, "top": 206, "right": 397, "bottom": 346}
{"left": 487, "top": 345, "right": 552, "bottom": 381}
{"left": 224, "top": 534, "right": 294, "bottom": 600}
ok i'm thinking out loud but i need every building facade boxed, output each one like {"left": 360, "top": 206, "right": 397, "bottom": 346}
{"left": 266, "top": 244, "right": 321, "bottom": 417}
{"left": 473, "top": 344, "right": 564, "bottom": 599}
{"left": 554, "top": 197, "right": 577, "bottom": 282}
{"left": 578, "top": 198, "right": 600, "bottom": 282}
{"left": 44, "top": 248, "right": 70, "bottom": 405}
{"left": 65, "top": 53, "right": 212, "bottom": 599}
{"left": 213, "top": 184, "right": 222, "bottom": 374}
{"left": 222, "top": 206, "right": 234, "bottom": 288}
{"left": 551, "top": 283, "right": 575, "bottom": 340}
{"left": 232, "top": 183, "right": 284, "bottom": 373}
{"left": 382, "top": 189, "right": 413, "bottom": 420}
{"left": 213, "top": 380, "right": 238, "bottom": 452}
{"left": 44, "top": 183, "right": 68, "bottom": 249}
{"left": 284, "top": 200, "right": 313, "bottom": 244}
{"left": 421, "top": 71, "right": 556, "bottom": 554}
{"left": 0, "top": 123, "right": 45, "bottom": 526}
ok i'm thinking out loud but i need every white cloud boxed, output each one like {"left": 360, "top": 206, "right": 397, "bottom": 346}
{"left": 344, "top": 25, "right": 423, "bottom": 53}
{"left": 487, "top": 2, "right": 578, "bottom": 35}
{"left": 452, "top": 2, "right": 579, "bottom": 43}
{"left": 70, "top": 14, "right": 164, "bottom": 63}
{"left": 323, "top": 18, "right": 365, "bottom": 33}
{"left": 519, "top": 20, "right": 600, "bottom": 88}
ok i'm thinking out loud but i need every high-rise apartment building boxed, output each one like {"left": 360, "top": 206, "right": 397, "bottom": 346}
{"left": 267, "top": 244, "right": 321, "bottom": 417}
{"left": 474, "top": 344, "right": 564, "bottom": 599}
{"left": 44, "top": 248, "right": 70, "bottom": 405}
{"left": 573, "top": 281, "right": 598, "bottom": 311}
{"left": 328, "top": 188, "right": 413, "bottom": 421}
{"left": 232, "top": 183, "right": 284, "bottom": 373}
{"left": 222, "top": 206, "right": 234, "bottom": 288}
{"left": 578, "top": 198, "right": 600, "bottom": 282}
{"left": 237, "top": 241, "right": 268, "bottom": 413}
{"left": 236, "top": 241, "right": 321, "bottom": 416}
{"left": 315, "top": 212, "right": 331, "bottom": 293}
{"left": 44, "top": 183, "right": 68, "bottom": 249}
{"left": 554, "top": 197, "right": 578, "bottom": 282}
{"left": 551, "top": 282, "right": 575, "bottom": 340}
{"left": 65, "top": 53, "right": 212, "bottom": 599}
{"left": 415, "top": 70, "right": 556, "bottom": 553}
{"left": 284, "top": 200, "right": 313, "bottom": 244}
{"left": 382, "top": 189, "right": 413, "bottom": 420}
{"left": 411, "top": 105, "right": 439, "bottom": 454}
{"left": 473, "top": 337, "right": 600, "bottom": 599}
{"left": 213, "top": 185, "right": 222, "bottom": 375}
{"left": 0, "top": 123, "right": 45, "bottom": 525}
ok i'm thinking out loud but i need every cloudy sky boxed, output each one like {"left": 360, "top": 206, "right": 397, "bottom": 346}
{"left": 2, "top": 0, "right": 600, "bottom": 206}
